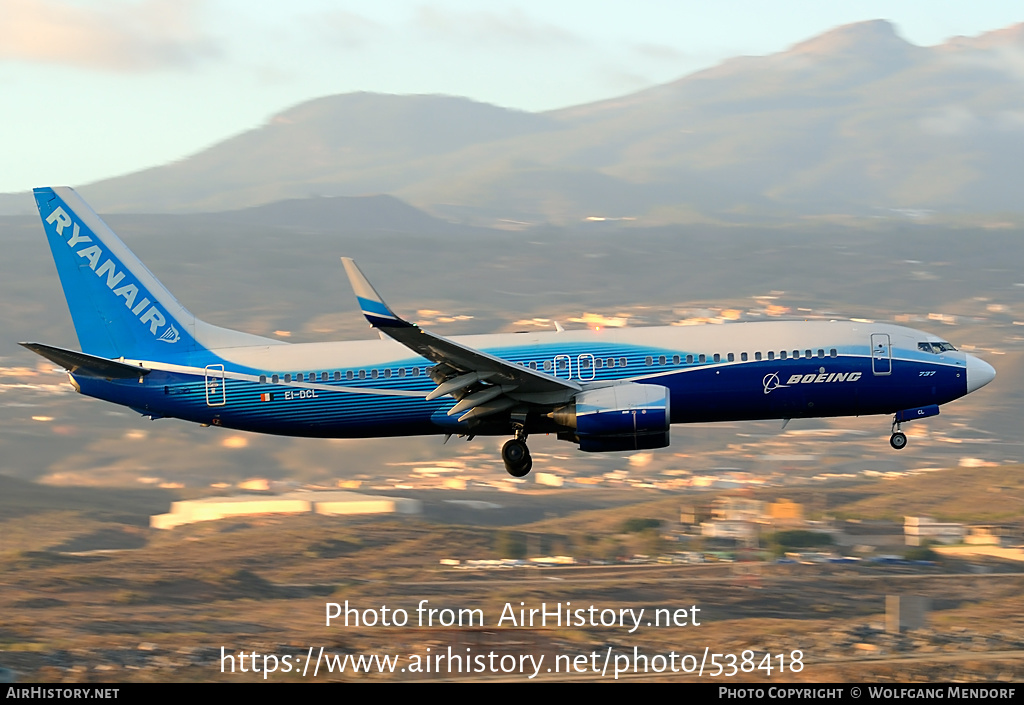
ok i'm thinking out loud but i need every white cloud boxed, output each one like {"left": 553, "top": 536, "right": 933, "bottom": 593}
{"left": 631, "top": 43, "right": 692, "bottom": 64}
{"left": 412, "top": 6, "right": 583, "bottom": 48}
{"left": 920, "top": 105, "right": 977, "bottom": 135}
{"left": 940, "top": 43, "right": 1024, "bottom": 81}
{"left": 0, "top": 0, "right": 219, "bottom": 71}
{"left": 318, "top": 10, "right": 385, "bottom": 50}
{"left": 996, "top": 110, "right": 1024, "bottom": 130}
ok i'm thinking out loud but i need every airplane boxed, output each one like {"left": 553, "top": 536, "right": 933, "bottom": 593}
{"left": 23, "top": 187, "right": 996, "bottom": 477}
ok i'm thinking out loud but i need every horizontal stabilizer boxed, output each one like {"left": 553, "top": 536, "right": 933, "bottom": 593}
{"left": 20, "top": 342, "right": 150, "bottom": 379}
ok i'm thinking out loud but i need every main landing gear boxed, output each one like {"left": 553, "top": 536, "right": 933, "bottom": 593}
{"left": 502, "top": 428, "right": 532, "bottom": 477}
{"left": 890, "top": 416, "right": 907, "bottom": 450}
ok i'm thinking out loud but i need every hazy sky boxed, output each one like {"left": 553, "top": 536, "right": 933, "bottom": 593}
{"left": 1, "top": 0, "right": 1021, "bottom": 193}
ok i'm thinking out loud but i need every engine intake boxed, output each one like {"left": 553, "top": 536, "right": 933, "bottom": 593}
{"left": 553, "top": 384, "right": 670, "bottom": 452}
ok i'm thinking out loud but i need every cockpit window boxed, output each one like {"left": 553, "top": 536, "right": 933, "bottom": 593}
{"left": 918, "top": 341, "right": 957, "bottom": 354}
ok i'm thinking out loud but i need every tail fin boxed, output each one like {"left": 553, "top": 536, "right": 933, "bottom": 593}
{"left": 34, "top": 187, "right": 279, "bottom": 360}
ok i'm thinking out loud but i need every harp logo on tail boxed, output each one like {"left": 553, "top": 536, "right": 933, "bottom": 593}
{"left": 158, "top": 325, "right": 181, "bottom": 344}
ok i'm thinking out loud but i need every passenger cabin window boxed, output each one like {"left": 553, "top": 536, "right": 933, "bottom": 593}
{"left": 699, "top": 354, "right": 706, "bottom": 363}
{"left": 713, "top": 353, "right": 721, "bottom": 363}
{"left": 755, "top": 352, "right": 762, "bottom": 361}
{"left": 659, "top": 355, "right": 666, "bottom": 366}
{"left": 673, "top": 355, "right": 680, "bottom": 365}
{"left": 805, "top": 350, "right": 812, "bottom": 359}
{"left": 297, "top": 373, "right": 303, "bottom": 382}
{"left": 728, "top": 353, "right": 735, "bottom": 362}
{"left": 346, "top": 371, "right": 354, "bottom": 380}
{"left": 371, "top": 370, "right": 378, "bottom": 379}
{"left": 399, "top": 368, "right": 406, "bottom": 377}
{"left": 817, "top": 349, "right": 824, "bottom": 358}
{"left": 780, "top": 351, "right": 787, "bottom": 360}
{"left": 767, "top": 352, "right": 774, "bottom": 360}
{"left": 740, "top": 352, "right": 748, "bottom": 362}
{"left": 646, "top": 356, "right": 653, "bottom": 366}
{"left": 544, "top": 360, "right": 552, "bottom": 371}
{"left": 259, "top": 375, "right": 266, "bottom": 383}
{"left": 272, "top": 374, "right": 279, "bottom": 383}
{"left": 829, "top": 349, "right": 837, "bottom": 358}
{"left": 358, "top": 370, "right": 366, "bottom": 380}
{"left": 619, "top": 357, "right": 627, "bottom": 367}
{"left": 412, "top": 367, "right": 420, "bottom": 376}
{"left": 686, "top": 355, "right": 693, "bottom": 364}
{"left": 284, "top": 374, "right": 291, "bottom": 382}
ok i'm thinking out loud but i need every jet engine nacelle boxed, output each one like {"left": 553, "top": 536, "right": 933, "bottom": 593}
{"left": 553, "top": 383, "right": 670, "bottom": 452}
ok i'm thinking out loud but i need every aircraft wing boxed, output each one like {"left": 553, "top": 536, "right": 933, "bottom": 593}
{"left": 20, "top": 342, "right": 151, "bottom": 379}
{"left": 342, "top": 258, "right": 579, "bottom": 421}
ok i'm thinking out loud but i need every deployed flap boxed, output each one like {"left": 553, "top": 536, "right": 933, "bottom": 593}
{"left": 21, "top": 342, "right": 151, "bottom": 379}
{"left": 341, "top": 258, "right": 580, "bottom": 397}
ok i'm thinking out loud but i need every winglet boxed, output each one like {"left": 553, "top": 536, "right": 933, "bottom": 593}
{"left": 341, "top": 258, "right": 414, "bottom": 329}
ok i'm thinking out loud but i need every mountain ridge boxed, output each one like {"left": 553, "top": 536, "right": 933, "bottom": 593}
{"left": 4, "top": 19, "right": 1023, "bottom": 225}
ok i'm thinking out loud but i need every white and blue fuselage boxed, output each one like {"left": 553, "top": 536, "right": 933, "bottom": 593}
{"left": 76, "top": 322, "right": 983, "bottom": 435}
{"left": 25, "top": 187, "right": 996, "bottom": 476}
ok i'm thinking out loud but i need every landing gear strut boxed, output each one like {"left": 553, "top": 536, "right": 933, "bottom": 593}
{"left": 502, "top": 427, "right": 532, "bottom": 477}
{"left": 890, "top": 417, "right": 907, "bottom": 450}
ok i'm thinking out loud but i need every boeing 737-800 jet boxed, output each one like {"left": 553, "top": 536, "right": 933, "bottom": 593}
{"left": 23, "top": 187, "right": 995, "bottom": 477}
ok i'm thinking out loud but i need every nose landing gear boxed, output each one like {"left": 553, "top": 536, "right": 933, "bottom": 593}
{"left": 502, "top": 428, "right": 532, "bottom": 477}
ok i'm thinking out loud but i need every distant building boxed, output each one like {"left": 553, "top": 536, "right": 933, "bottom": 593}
{"left": 965, "top": 524, "right": 1020, "bottom": 547}
{"left": 886, "top": 595, "right": 929, "bottom": 633}
{"left": 832, "top": 519, "right": 905, "bottom": 551}
{"left": 700, "top": 520, "right": 758, "bottom": 541}
{"left": 767, "top": 499, "right": 804, "bottom": 522}
{"left": 712, "top": 496, "right": 764, "bottom": 522}
{"left": 680, "top": 502, "right": 714, "bottom": 526}
{"left": 151, "top": 491, "right": 421, "bottom": 529}
{"left": 904, "top": 516, "right": 966, "bottom": 546}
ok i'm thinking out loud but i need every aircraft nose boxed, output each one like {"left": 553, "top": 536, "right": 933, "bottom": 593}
{"left": 966, "top": 355, "right": 996, "bottom": 393}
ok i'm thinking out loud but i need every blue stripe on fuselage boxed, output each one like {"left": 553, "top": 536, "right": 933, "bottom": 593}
{"left": 73, "top": 348, "right": 966, "bottom": 437}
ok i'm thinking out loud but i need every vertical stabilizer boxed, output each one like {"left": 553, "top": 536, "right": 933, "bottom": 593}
{"left": 34, "top": 187, "right": 200, "bottom": 359}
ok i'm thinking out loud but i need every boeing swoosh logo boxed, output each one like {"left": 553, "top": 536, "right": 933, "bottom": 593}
{"left": 763, "top": 372, "right": 788, "bottom": 395}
